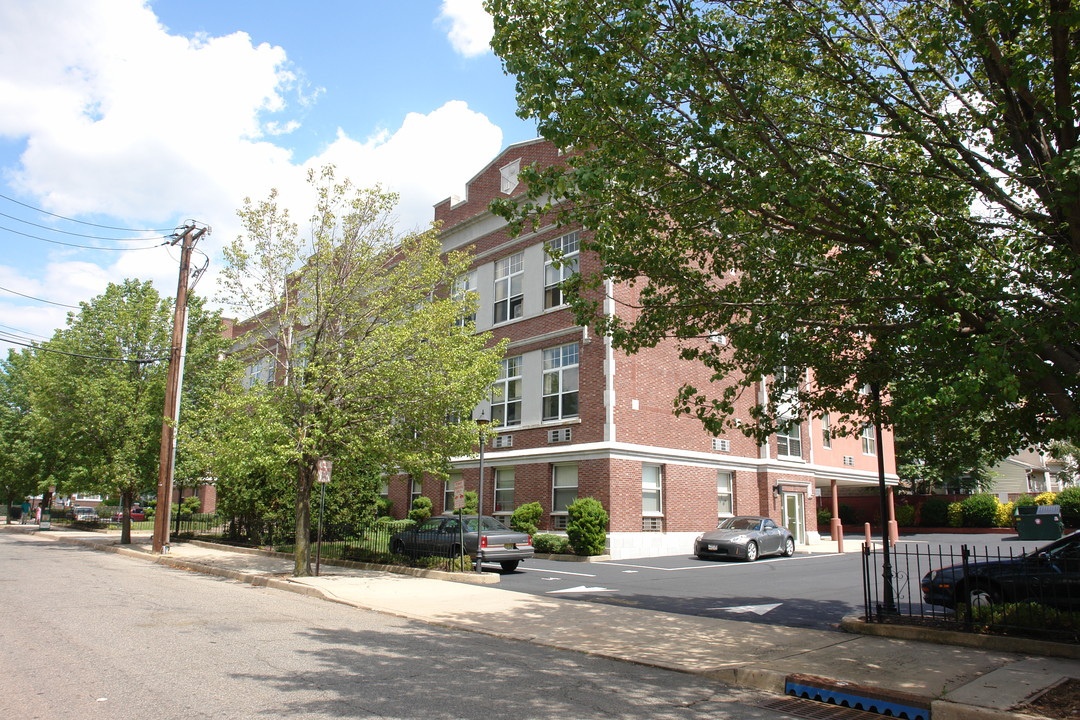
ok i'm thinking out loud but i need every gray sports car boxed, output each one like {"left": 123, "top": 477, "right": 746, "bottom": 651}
{"left": 694, "top": 515, "right": 795, "bottom": 561}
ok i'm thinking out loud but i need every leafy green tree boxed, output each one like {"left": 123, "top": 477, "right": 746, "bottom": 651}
{"left": 23, "top": 281, "right": 226, "bottom": 543}
{"left": 488, "top": 0, "right": 1080, "bottom": 463}
{"left": 215, "top": 167, "right": 506, "bottom": 576}
{"left": 0, "top": 350, "right": 44, "bottom": 518}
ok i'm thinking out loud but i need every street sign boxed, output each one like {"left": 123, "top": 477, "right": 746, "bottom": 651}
{"left": 453, "top": 477, "right": 465, "bottom": 509}
{"left": 317, "top": 458, "right": 333, "bottom": 484}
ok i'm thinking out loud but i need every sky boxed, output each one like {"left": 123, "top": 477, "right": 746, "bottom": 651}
{"left": 0, "top": 0, "right": 538, "bottom": 354}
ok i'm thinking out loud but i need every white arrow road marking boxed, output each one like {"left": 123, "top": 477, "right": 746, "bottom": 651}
{"left": 622, "top": 570, "right": 639, "bottom": 573}
{"left": 548, "top": 585, "right": 618, "bottom": 594}
{"left": 707, "top": 603, "right": 782, "bottom": 615}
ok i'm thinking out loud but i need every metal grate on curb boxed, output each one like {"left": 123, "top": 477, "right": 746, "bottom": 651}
{"left": 784, "top": 674, "right": 930, "bottom": 720}
{"left": 760, "top": 696, "right": 898, "bottom": 720}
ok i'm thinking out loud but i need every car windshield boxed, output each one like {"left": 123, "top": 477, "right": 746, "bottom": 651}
{"left": 462, "top": 516, "right": 510, "bottom": 532}
{"left": 718, "top": 517, "right": 761, "bottom": 531}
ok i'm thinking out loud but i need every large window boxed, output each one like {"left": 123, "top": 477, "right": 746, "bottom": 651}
{"left": 861, "top": 424, "right": 877, "bottom": 455}
{"left": 410, "top": 478, "right": 423, "bottom": 508}
{"left": 491, "top": 356, "right": 523, "bottom": 426}
{"left": 717, "top": 471, "right": 733, "bottom": 516}
{"left": 552, "top": 464, "right": 578, "bottom": 512}
{"left": 494, "top": 468, "right": 515, "bottom": 514}
{"left": 642, "top": 465, "right": 662, "bottom": 514}
{"left": 821, "top": 414, "right": 832, "bottom": 449}
{"left": 776, "top": 421, "right": 802, "bottom": 458}
{"left": 493, "top": 252, "right": 524, "bottom": 324}
{"left": 453, "top": 271, "right": 477, "bottom": 327}
{"left": 445, "top": 472, "right": 461, "bottom": 513}
{"left": 543, "top": 343, "right": 579, "bottom": 421}
{"left": 243, "top": 355, "right": 275, "bottom": 388}
{"left": 544, "top": 231, "right": 579, "bottom": 309}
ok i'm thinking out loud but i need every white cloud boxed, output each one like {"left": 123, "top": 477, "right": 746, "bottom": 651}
{"left": 0, "top": 0, "right": 507, "bottom": 350}
{"left": 438, "top": 0, "right": 494, "bottom": 58}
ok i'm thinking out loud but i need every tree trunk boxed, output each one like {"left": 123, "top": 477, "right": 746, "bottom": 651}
{"left": 293, "top": 462, "right": 313, "bottom": 577}
{"left": 120, "top": 488, "right": 133, "bottom": 545}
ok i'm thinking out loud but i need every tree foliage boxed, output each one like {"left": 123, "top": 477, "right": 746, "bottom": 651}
{"left": 213, "top": 167, "right": 506, "bottom": 576}
{"left": 488, "top": 0, "right": 1080, "bottom": 463}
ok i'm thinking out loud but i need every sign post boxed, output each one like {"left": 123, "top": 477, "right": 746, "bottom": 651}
{"left": 315, "top": 458, "right": 332, "bottom": 576}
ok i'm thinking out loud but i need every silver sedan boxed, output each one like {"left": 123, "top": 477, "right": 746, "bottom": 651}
{"left": 694, "top": 516, "right": 795, "bottom": 562}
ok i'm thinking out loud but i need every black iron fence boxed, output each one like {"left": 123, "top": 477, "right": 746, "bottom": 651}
{"left": 861, "top": 541, "right": 1080, "bottom": 643}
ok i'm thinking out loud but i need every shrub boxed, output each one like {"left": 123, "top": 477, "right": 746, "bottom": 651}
{"left": 920, "top": 497, "right": 950, "bottom": 527}
{"left": 1014, "top": 494, "right": 1037, "bottom": 508}
{"left": 947, "top": 502, "right": 963, "bottom": 528}
{"left": 566, "top": 497, "right": 609, "bottom": 555}
{"left": 960, "top": 493, "right": 999, "bottom": 528}
{"left": 453, "top": 490, "right": 478, "bottom": 515}
{"left": 1034, "top": 491, "right": 1058, "bottom": 506}
{"left": 995, "top": 501, "right": 1015, "bottom": 528}
{"left": 407, "top": 496, "right": 433, "bottom": 523}
{"left": 509, "top": 502, "right": 543, "bottom": 535}
{"left": 532, "top": 534, "right": 571, "bottom": 554}
{"left": 894, "top": 504, "right": 916, "bottom": 527}
{"left": 374, "top": 496, "right": 393, "bottom": 518}
{"left": 816, "top": 507, "right": 833, "bottom": 526}
{"left": 1056, "top": 487, "right": 1080, "bottom": 527}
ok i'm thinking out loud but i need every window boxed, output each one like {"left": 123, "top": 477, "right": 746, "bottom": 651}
{"left": 642, "top": 465, "right": 662, "bottom": 514}
{"left": 543, "top": 343, "right": 579, "bottom": 421}
{"left": 821, "top": 414, "right": 832, "bottom": 449}
{"left": 491, "top": 356, "right": 523, "bottom": 426}
{"left": 410, "top": 478, "right": 422, "bottom": 507}
{"left": 493, "top": 252, "right": 524, "bottom": 324}
{"left": 544, "top": 231, "right": 579, "bottom": 308}
{"left": 243, "top": 355, "right": 275, "bottom": 388}
{"left": 861, "top": 424, "right": 876, "bottom": 455}
{"left": 776, "top": 421, "right": 802, "bottom": 457}
{"left": 717, "top": 471, "right": 733, "bottom": 516}
{"left": 379, "top": 480, "right": 389, "bottom": 498}
{"left": 494, "top": 468, "right": 515, "bottom": 514}
{"left": 552, "top": 464, "right": 578, "bottom": 513}
{"left": 453, "top": 271, "right": 477, "bottom": 327}
{"left": 445, "top": 473, "right": 460, "bottom": 513}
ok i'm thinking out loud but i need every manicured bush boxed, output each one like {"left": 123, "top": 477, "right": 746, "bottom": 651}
{"left": 1034, "top": 491, "right": 1058, "bottom": 506}
{"left": 947, "top": 502, "right": 964, "bottom": 528}
{"left": 816, "top": 507, "right": 832, "bottom": 527}
{"left": 532, "top": 534, "right": 571, "bottom": 554}
{"left": 920, "top": 497, "right": 950, "bottom": 527}
{"left": 1013, "top": 494, "right": 1037, "bottom": 508}
{"left": 995, "top": 501, "right": 1015, "bottom": 528}
{"left": 1056, "top": 487, "right": 1080, "bottom": 527}
{"left": 375, "top": 496, "right": 393, "bottom": 517}
{"left": 566, "top": 497, "right": 609, "bottom": 556}
{"left": 960, "top": 493, "right": 999, "bottom": 528}
{"left": 407, "top": 496, "right": 433, "bottom": 523}
{"left": 894, "top": 504, "right": 916, "bottom": 527}
{"left": 509, "top": 501, "right": 543, "bottom": 535}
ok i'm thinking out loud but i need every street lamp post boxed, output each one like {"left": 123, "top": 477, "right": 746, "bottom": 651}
{"left": 475, "top": 414, "right": 489, "bottom": 573}
{"left": 872, "top": 382, "right": 898, "bottom": 616}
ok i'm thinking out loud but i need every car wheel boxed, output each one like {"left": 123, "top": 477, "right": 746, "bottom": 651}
{"left": 744, "top": 541, "right": 759, "bottom": 562}
{"left": 782, "top": 538, "right": 795, "bottom": 557}
{"left": 500, "top": 560, "right": 520, "bottom": 573}
{"left": 390, "top": 540, "right": 406, "bottom": 556}
{"left": 965, "top": 584, "right": 1000, "bottom": 610}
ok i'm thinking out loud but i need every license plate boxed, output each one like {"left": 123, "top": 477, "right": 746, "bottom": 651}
{"left": 504, "top": 543, "right": 516, "bottom": 549}
{"left": 707, "top": 544, "right": 718, "bottom": 551}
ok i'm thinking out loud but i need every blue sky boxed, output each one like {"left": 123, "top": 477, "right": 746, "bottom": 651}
{"left": 0, "top": 0, "right": 538, "bottom": 353}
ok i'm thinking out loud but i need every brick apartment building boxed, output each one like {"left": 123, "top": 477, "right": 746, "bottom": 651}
{"left": 381, "top": 139, "right": 897, "bottom": 559}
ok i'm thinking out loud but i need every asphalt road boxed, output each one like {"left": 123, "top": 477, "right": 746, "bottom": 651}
{"left": 497, "top": 532, "right": 1037, "bottom": 632}
{"left": 0, "top": 533, "right": 793, "bottom": 720}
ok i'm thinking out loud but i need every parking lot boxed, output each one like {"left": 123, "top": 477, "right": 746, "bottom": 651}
{"left": 496, "top": 531, "right": 1045, "bottom": 631}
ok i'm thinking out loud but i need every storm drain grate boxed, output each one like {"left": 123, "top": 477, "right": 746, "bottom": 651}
{"left": 760, "top": 696, "right": 894, "bottom": 720}
{"left": 783, "top": 675, "right": 930, "bottom": 720}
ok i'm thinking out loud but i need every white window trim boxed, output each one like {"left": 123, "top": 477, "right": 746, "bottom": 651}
{"left": 544, "top": 231, "right": 580, "bottom": 309}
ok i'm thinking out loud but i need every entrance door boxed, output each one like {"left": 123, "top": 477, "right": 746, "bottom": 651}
{"left": 782, "top": 492, "right": 805, "bottom": 544}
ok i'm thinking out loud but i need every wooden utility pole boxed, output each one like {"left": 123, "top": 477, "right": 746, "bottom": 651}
{"left": 152, "top": 223, "right": 208, "bottom": 554}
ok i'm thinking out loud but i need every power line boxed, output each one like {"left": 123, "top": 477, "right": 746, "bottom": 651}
{"left": 0, "top": 322, "right": 50, "bottom": 339}
{"left": 0, "top": 211, "right": 172, "bottom": 242}
{"left": 0, "top": 284, "right": 80, "bottom": 309}
{"left": 0, "top": 191, "right": 173, "bottom": 232}
{"left": 0, "top": 223, "right": 168, "bottom": 251}
{"left": 0, "top": 333, "right": 167, "bottom": 364}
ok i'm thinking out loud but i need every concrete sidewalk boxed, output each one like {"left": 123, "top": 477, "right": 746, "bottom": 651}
{"left": 6, "top": 525, "right": 1076, "bottom": 720}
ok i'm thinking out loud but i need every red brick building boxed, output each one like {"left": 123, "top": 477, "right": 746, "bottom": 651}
{"left": 384, "top": 139, "right": 897, "bottom": 559}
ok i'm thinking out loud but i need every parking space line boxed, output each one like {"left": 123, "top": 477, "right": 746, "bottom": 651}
{"left": 519, "top": 567, "right": 596, "bottom": 577}
{"left": 597, "top": 553, "right": 843, "bottom": 571}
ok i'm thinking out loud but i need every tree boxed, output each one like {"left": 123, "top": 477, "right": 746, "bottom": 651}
{"left": 0, "top": 350, "right": 45, "bottom": 518}
{"left": 488, "top": 0, "right": 1080, "bottom": 462}
{"left": 24, "top": 280, "right": 227, "bottom": 543}
{"left": 215, "top": 167, "right": 506, "bottom": 577}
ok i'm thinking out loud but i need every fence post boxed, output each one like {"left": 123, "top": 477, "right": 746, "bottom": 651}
{"left": 961, "top": 545, "right": 973, "bottom": 632}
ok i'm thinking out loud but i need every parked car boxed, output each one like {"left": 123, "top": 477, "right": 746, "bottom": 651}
{"left": 921, "top": 530, "right": 1080, "bottom": 610}
{"left": 390, "top": 514, "right": 534, "bottom": 572}
{"left": 112, "top": 506, "right": 147, "bottom": 522}
{"left": 72, "top": 506, "right": 100, "bottom": 522}
{"left": 694, "top": 515, "right": 795, "bottom": 561}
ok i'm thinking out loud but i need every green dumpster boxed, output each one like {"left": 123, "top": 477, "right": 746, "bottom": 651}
{"left": 1014, "top": 504, "right": 1064, "bottom": 541}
